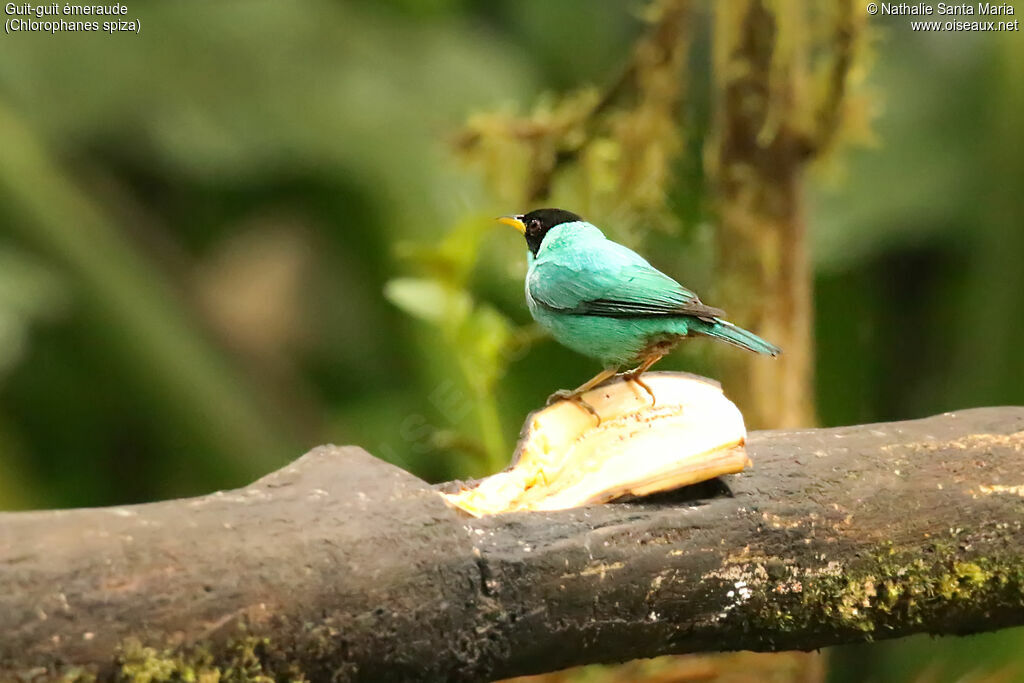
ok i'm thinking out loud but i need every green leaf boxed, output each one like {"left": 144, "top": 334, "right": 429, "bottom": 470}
{"left": 383, "top": 277, "right": 471, "bottom": 327}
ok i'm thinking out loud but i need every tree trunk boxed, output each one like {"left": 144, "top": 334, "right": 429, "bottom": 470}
{"left": 709, "top": 1, "right": 858, "bottom": 430}
{"left": 711, "top": 0, "right": 813, "bottom": 429}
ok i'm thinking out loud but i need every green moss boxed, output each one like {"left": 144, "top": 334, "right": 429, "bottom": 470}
{"left": 728, "top": 540, "right": 1024, "bottom": 642}
{"left": 56, "top": 669, "right": 98, "bottom": 683}
{"left": 115, "top": 634, "right": 307, "bottom": 683}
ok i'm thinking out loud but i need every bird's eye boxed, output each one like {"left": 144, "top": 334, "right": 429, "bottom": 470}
{"left": 529, "top": 219, "right": 542, "bottom": 233}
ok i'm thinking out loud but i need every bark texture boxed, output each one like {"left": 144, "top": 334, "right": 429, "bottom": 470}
{"left": 2, "top": 407, "right": 1024, "bottom": 682}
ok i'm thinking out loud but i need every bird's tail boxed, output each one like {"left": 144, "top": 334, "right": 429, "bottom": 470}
{"left": 691, "top": 318, "right": 781, "bottom": 356}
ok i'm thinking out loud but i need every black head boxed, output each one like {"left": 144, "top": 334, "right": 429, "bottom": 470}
{"left": 517, "top": 208, "right": 582, "bottom": 255}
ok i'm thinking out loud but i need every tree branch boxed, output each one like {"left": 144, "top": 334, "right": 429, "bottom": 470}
{"left": 3, "top": 407, "right": 1024, "bottom": 682}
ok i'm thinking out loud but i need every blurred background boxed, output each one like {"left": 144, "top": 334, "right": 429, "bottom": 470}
{"left": 1, "top": 1, "right": 1022, "bottom": 681}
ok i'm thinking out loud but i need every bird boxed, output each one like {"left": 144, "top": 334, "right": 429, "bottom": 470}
{"left": 498, "top": 208, "right": 780, "bottom": 417}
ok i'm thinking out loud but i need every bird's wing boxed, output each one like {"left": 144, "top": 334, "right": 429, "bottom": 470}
{"left": 528, "top": 240, "right": 724, "bottom": 319}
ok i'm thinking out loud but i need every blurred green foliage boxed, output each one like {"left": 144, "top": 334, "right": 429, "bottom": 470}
{"left": 0, "top": 1, "right": 1022, "bottom": 680}
{"left": 384, "top": 215, "right": 535, "bottom": 473}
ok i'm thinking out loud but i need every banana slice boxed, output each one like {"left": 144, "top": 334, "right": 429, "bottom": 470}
{"left": 442, "top": 372, "right": 750, "bottom": 516}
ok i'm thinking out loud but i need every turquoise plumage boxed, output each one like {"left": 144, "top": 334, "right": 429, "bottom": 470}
{"left": 500, "top": 208, "right": 779, "bottom": 406}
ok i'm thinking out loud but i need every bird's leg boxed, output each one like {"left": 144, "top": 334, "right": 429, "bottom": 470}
{"left": 546, "top": 367, "right": 619, "bottom": 423}
{"left": 621, "top": 352, "right": 666, "bottom": 406}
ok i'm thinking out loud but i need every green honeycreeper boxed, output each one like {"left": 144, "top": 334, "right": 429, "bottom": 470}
{"left": 499, "top": 208, "right": 780, "bottom": 413}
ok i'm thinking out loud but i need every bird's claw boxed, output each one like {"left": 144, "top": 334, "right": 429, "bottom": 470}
{"left": 622, "top": 373, "right": 657, "bottom": 406}
{"left": 546, "top": 390, "right": 602, "bottom": 425}
{"left": 545, "top": 388, "right": 574, "bottom": 405}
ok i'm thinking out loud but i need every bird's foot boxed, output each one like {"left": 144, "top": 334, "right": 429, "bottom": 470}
{"left": 546, "top": 389, "right": 602, "bottom": 425}
{"left": 620, "top": 372, "right": 657, "bottom": 406}
{"left": 545, "top": 388, "right": 574, "bottom": 405}
{"left": 616, "top": 352, "right": 665, "bottom": 407}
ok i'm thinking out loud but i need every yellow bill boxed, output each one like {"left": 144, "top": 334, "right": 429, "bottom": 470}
{"left": 497, "top": 215, "right": 526, "bottom": 234}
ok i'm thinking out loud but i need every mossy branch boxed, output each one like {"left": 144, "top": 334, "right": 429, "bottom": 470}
{"left": 454, "top": 0, "right": 693, "bottom": 207}
{"left": 2, "top": 408, "right": 1024, "bottom": 682}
